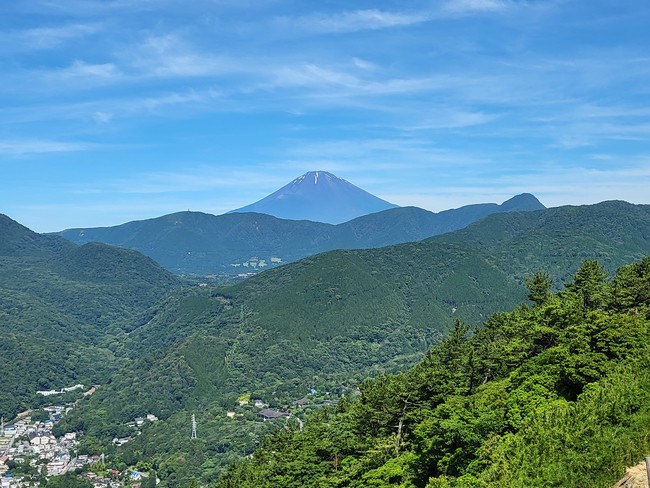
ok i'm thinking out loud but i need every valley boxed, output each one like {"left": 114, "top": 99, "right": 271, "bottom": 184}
{"left": 3, "top": 199, "right": 650, "bottom": 487}
{"left": 5, "top": 1, "right": 649, "bottom": 486}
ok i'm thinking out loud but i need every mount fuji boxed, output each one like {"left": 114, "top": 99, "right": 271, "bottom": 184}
{"left": 229, "top": 171, "right": 398, "bottom": 224}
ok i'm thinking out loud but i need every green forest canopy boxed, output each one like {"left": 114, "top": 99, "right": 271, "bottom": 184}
{"left": 217, "top": 257, "right": 650, "bottom": 488}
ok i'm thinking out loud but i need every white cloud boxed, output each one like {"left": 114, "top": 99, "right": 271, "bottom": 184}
{"left": 405, "top": 111, "right": 497, "bottom": 130}
{"left": 270, "top": 64, "right": 359, "bottom": 89}
{"left": 93, "top": 112, "right": 113, "bottom": 124}
{"left": 122, "top": 34, "right": 229, "bottom": 78}
{"left": 352, "top": 58, "right": 378, "bottom": 71}
{"left": 134, "top": 89, "right": 222, "bottom": 112}
{"left": 18, "top": 23, "right": 103, "bottom": 50}
{"left": 442, "top": 0, "right": 512, "bottom": 14}
{"left": 72, "top": 165, "right": 291, "bottom": 196}
{"left": 261, "top": 62, "right": 466, "bottom": 102}
{"left": 0, "top": 139, "right": 95, "bottom": 155}
{"left": 57, "top": 60, "right": 121, "bottom": 79}
{"left": 275, "top": 9, "right": 431, "bottom": 34}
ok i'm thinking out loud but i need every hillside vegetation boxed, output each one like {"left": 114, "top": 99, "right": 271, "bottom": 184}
{"left": 53, "top": 201, "right": 650, "bottom": 486}
{"left": 0, "top": 214, "right": 179, "bottom": 420}
{"left": 217, "top": 257, "right": 650, "bottom": 487}
{"left": 55, "top": 241, "right": 525, "bottom": 485}
{"left": 435, "top": 200, "right": 650, "bottom": 280}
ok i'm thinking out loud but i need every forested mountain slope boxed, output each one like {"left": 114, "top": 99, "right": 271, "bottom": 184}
{"left": 57, "top": 194, "right": 543, "bottom": 276}
{"left": 57, "top": 242, "right": 526, "bottom": 485}
{"left": 55, "top": 201, "right": 650, "bottom": 487}
{"left": 217, "top": 258, "right": 650, "bottom": 488}
{"left": 435, "top": 200, "right": 650, "bottom": 279}
{"left": 0, "top": 214, "right": 180, "bottom": 420}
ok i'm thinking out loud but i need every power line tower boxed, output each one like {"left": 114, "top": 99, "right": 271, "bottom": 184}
{"left": 191, "top": 414, "right": 197, "bottom": 439}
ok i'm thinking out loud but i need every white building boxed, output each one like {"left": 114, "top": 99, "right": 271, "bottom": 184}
{"left": 28, "top": 431, "right": 55, "bottom": 446}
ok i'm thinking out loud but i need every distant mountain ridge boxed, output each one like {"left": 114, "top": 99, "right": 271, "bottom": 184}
{"left": 229, "top": 170, "right": 398, "bottom": 224}
{"left": 57, "top": 193, "right": 545, "bottom": 275}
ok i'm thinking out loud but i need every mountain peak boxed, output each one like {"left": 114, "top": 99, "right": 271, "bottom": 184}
{"left": 500, "top": 193, "right": 545, "bottom": 211}
{"left": 229, "top": 171, "right": 398, "bottom": 224}
{"left": 294, "top": 170, "right": 339, "bottom": 184}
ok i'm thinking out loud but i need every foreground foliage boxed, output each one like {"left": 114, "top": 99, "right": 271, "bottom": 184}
{"left": 216, "top": 258, "right": 650, "bottom": 487}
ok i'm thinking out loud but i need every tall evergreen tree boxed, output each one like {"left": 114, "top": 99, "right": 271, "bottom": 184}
{"left": 565, "top": 260, "right": 608, "bottom": 310}
{"left": 525, "top": 271, "right": 553, "bottom": 305}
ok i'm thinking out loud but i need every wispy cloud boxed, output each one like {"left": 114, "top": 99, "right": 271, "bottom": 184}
{"left": 274, "top": 9, "right": 431, "bottom": 34}
{"left": 404, "top": 111, "right": 497, "bottom": 130}
{"left": 0, "top": 139, "right": 97, "bottom": 155}
{"left": 281, "top": 137, "right": 493, "bottom": 175}
{"left": 92, "top": 112, "right": 113, "bottom": 124}
{"left": 55, "top": 60, "right": 121, "bottom": 79}
{"left": 0, "top": 87, "right": 223, "bottom": 128}
{"left": 71, "top": 165, "right": 292, "bottom": 198}
{"left": 14, "top": 22, "right": 103, "bottom": 50}
{"left": 133, "top": 89, "right": 223, "bottom": 112}
{"left": 8, "top": 0, "right": 186, "bottom": 17}
{"left": 122, "top": 34, "right": 230, "bottom": 78}
{"left": 442, "top": 0, "right": 512, "bottom": 14}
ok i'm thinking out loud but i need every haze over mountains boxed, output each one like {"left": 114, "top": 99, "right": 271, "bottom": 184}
{"left": 57, "top": 171, "right": 545, "bottom": 276}
{"left": 229, "top": 170, "right": 398, "bottom": 224}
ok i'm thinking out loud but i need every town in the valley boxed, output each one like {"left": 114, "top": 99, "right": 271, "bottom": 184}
{"left": 0, "top": 385, "right": 155, "bottom": 488}
{"left": 0, "top": 383, "right": 343, "bottom": 488}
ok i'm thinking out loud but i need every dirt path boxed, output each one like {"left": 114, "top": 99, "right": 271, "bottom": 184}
{"left": 613, "top": 461, "right": 648, "bottom": 488}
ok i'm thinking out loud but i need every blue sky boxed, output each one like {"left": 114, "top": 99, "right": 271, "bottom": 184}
{"left": 2, "top": 0, "right": 649, "bottom": 232}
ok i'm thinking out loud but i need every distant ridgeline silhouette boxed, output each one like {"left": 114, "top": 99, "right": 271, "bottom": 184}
{"left": 56, "top": 173, "right": 546, "bottom": 276}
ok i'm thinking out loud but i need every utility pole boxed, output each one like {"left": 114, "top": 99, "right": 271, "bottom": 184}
{"left": 191, "top": 414, "right": 197, "bottom": 439}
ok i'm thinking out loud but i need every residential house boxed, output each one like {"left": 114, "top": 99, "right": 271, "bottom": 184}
{"left": 258, "top": 409, "right": 289, "bottom": 421}
{"left": 28, "top": 431, "right": 54, "bottom": 446}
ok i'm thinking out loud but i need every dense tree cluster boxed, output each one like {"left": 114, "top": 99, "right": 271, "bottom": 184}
{"left": 0, "top": 215, "right": 179, "bottom": 420}
{"left": 217, "top": 258, "right": 650, "bottom": 487}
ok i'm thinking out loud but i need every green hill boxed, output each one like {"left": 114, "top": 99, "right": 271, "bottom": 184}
{"left": 216, "top": 257, "right": 650, "bottom": 488}
{"left": 0, "top": 214, "right": 180, "bottom": 420}
{"left": 434, "top": 200, "right": 650, "bottom": 279}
